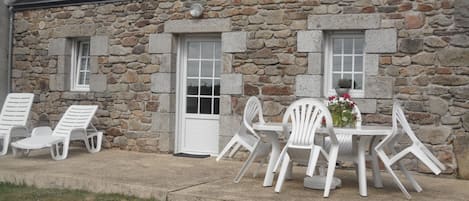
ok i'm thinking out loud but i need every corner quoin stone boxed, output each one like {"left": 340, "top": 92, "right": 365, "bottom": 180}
{"left": 308, "top": 53, "right": 323, "bottom": 74}
{"left": 48, "top": 38, "right": 71, "bottom": 56}
{"left": 90, "top": 74, "right": 107, "bottom": 92}
{"left": 149, "top": 33, "right": 175, "bottom": 54}
{"left": 365, "top": 76, "right": 393, "bottom": 99}
{"left": 297, "top": 30, "right": 323, "bottom": 53}
{"left": 90, "top": 35, "right": 109, "bottom": 56}
{"left": 365, "top": 29, "right": 397, "bottom": 53}
{"left": 220, "top": 74, "right": 243, "bottom": 95}
{"left": 222, "top": 32, "right": 247, "bottom": 53}
{"left": 151, "top": 73, "right": 175, "bottom": 93}
{"left": 295, "top": 75, "right": 322, "bottom": 97}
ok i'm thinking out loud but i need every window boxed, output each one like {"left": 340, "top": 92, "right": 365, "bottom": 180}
{"left": 325, "top": 32, "right": 365, "bottom": 97}
{"left": 71, "top": 39, "right": 91, "bottom": 91}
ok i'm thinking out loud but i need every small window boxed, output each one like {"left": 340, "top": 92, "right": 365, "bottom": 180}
{"left": 325, "top": 32, "right": 365, "bottom": 97}
{"left": 71, "top": 38, "right": 91, "bottom": 91}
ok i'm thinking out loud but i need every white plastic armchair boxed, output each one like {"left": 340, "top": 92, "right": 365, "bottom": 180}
{"left": 273, "top": 98, "right": 339, "bottom": 197}
{"left": 11, "top": 105, "right": 102, "bottom": 160}
{"left": 374, "top": 102, "right": 446, "bottom": 199}
{"left": 0, "top": 93, "right": 34, "bottom": 156}
{"left": 216, "top": 96, "right": 271, "bottom": 183}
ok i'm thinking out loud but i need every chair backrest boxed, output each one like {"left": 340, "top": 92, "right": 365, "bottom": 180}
{"left": 283, "top": 98, "right": 337, "bottom": 148}
{"left": 52, "top": 105, "right": 98, "bottom": 138}
{"left": 0, "top": 93, "right": 34, "bottom": 127}
{"left": 352, "top": 104, "right": 362, "bottom": 128}
{"left": 241, "top": 96, "right": 265, "bottom": 139}
{"left": 392, "top": 102, "right": 422, "bottom": 144}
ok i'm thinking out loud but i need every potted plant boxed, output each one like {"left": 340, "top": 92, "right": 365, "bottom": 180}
{"left": 335, "top": 78, "right": 352, "bottom": 97}
{"left": 327, "top": 93, "right": 357, "bottom": 128}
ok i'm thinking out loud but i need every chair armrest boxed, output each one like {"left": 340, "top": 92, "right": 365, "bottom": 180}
{"left": 31, "top": 126, "right": 53, "bottom": 137}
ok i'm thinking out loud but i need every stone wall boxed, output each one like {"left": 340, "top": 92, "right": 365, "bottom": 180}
{"left": 11, "top": 0, "right": 469, "bottom": 177}
{"left": 0, "top": 2, "right": 9, "bottom": 106}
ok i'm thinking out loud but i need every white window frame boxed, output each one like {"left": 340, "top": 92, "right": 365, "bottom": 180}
{"left": 70, "top": 38, "right": 91, "bottom": 91}
{"left": 324, "top": 32, "right": 365, "bottom": 98}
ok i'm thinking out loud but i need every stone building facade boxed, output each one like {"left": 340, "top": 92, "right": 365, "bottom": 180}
{"left": 0, "top": 2, "right": 9, "bottom": 106}
{"left": 8, "top": 0, "right": 469, "bottom": 177}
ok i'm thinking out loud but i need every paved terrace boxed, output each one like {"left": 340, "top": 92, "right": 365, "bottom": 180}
{"left": 0, "top": 148, "right": 467, "bottom": 201}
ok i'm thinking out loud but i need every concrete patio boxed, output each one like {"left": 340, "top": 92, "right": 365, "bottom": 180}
{"left": 0, "top": 148, "right": 467, "bottom": 201}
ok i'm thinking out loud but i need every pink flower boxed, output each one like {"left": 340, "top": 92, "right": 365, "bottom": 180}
{"left": 342, "top": 93, "right": 351, "bottom": 100}
{"left": 328, "top": 96, "right": 336, "bottom": 101}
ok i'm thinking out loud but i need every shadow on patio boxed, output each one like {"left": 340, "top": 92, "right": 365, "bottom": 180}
{"left": 0, "top": 149, "right": 467, "bottom": 201}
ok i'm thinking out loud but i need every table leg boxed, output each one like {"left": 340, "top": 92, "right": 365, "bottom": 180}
{"left": 263, "top": 132, "right": 281, "bottom": 187}
{"left": 370, "top": 136, "right": 384, "bottom": 188}
{"left": 357, "top": 136, "right": 372, "bottom": 197}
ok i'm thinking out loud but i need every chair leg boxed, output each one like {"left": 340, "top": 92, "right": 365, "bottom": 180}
{"left": 324, "top": 146, "right": 338, "bottom": 198}
{"left": 12, "top": 146, "right": 29, "bottom": 158}
{"left": 306, "top": 146, "right": 321, "bottom": 177}
{"left": 0, "top": 135, "right": 10, "bottom": 156}
{"left": 398, "top": 160, "right": 422, "bottom": 192}
{"left": 234, "top": 148, "right": 258, "bottom": 183}
{"left": 274, "top": 154, "right": 291, "bottom": 193}
{"left": 50, "top": 141, "right": 69, "bottom": 160}
{"left": 413, "top": 149, "right": 441, "bottom": 175}
{"left": 216, "top": 135, "right": 239, "bottom": 161}
{"left": 384, "top": 163, "right": 412, "bottom": 199}
{"left": 85, "top": 132, "right": 102, "bottom": 153}
{"left": 253, "top": 157, "right": 266, "bottom": 178}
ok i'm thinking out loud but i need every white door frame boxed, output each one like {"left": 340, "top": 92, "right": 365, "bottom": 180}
{"left": 175, "top": 34, "right": 221, "bottom": 154}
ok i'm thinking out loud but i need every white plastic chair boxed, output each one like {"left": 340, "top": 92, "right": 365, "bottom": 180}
{"left": 323, "top": 104, "right": 384, "bottom": 187}
{"left": 374, "top": 102, "right": 446, "bottom": 199}
{"left": 273, "top": 98, "right": 339, "bottom": 197}
{"left": 11, "top": 105, "right": 102, "bottom": 160}
{"left": 0, "top": 93, "right": 34, "bottom": 156}
{"left": 216, "top": 96, "right": 271, "bottom": 183}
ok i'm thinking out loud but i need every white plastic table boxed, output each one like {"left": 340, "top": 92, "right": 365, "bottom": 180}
{"left": 253, "top": 122, "right": 392, "bottom": 197}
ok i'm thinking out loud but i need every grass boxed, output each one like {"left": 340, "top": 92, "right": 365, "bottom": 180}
{"left": 0, "top": 182, "right": 158, "bottom": 201}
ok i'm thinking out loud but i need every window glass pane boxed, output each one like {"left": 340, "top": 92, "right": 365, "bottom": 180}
{"left": 188, "top": 42, "right": 199, "bottom": 59}
{"left": 187, "top": 61, "right": 199, "bottom": 77}
{"left": 200, "top": 79, "right": 213, "bottom": 95}
{"left": 84, "top": 72, "right": 90, "bottom": 85}
{"left": 214, "top": 61, "right": 221, "bottom": 77}
{"left": 343, "top": 56, "right": 353, "bottom": 72}
{"left": 355, "top": 38, "right": 364, "bottom": 54}
{"left": 213, "top": 98, "right": 219, "bottom": 115}
{"left": 187, "top": 79, "right": 199, "bottom": 95}
{"left": 81, "top": 43, "right": 90, "bottom": 56}
{"left": 354, "top": 56, "right": 363, "bottom": 72}
{"left": 214, "top": 79, "right": 220, "bottom": 96}
{"left": 332, "top": 73, "right": 341, "bottom": 88}
{"left": 201, "top": 61, "right": 213, "bottom": 77}
{"left": 79, "top": 72, "right": 87, "bottom": 85}
{"left": 186, "top": 97, "right": 198, "bottom": 114}
{"left": 80, "top": 58, "right": 89, "bottom": 70}
{"left": 332, "top": 56, "right": 342, "bottom": 71}
{"left": 354, "top": 73, "right": 363, "bottom": 89}
{"left": 333, "top": 39, "right": 342, "bottom": 54}
{"left": 344, "top": 38, "right": 353, "bottom": 54}
{"left": 343, "top": 73, "right": 353, "bottom": 84}
{"left": 214, "top": 42, "right": 221, "bottom": 59}
{"left": 201, "top": 42, "right": 214, "bottom": 59}
{"left": 200, "top": 98, "right": 212, "bottom": 114}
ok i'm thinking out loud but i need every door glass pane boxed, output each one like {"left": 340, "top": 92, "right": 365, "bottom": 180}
{"left": 187, "top": 79, "right": 199, "bottom": 95}
{"left": 215, "top": 43, "right": 221, "bottom": 59}
{"left": 200, "top": 79, "right": 213, "bottom": 95}
{"left": 201, "top": 42, "right": 214, "bottom": 59}
{"left": 214, "top": 79, "right": 220, "bottom": 96}
{"left": 80, "top": 58, "right": 88, "bottom": 70}
{"left": 355, "top": 38, "right": 364, "bottom": 54}
{"left": 84, "top": 72, "right": 90, "bottom": 84}
{"left": 354, "top": 73, "right": 363, "bottom": 89}
{"left": 332, "top": 73, "right": 341, "bottom": 88}
{"left": 188, "top": 42, "right": 199, "bottom": 59}
{"left": 214, "top": 61, "right": 221, "bottom": 77}
{"left": 201, "top": 61, "right": 213, "bottom": 77}
{"left": 344, "top": 38, "right": 353, "bottom": 54}
{"left": 333, "top": 39, "right": 341, "bottom": 54}
{"left": 186, "top": 97, "right": 198, "bottom": 114}
{"left": 343, "top": 56, "right": 353, "bottom": 72}
{"left": 200, "top": 98, "right": 212, "bottom": 114}
{"left": 354, "top": 56, "right": 363, "bottom": 72}
{"left": 333, "top": 56, "right": 341, "bottom": 71}
{"left": 79, "top": 72, "right": 87, "bottom": 85}
{"left": 81, "top": 43, "right": 90, "bottom": 56}
{"left": 187, "top": 61, "right": 199, "bottom": 77}
{"left": 213, "top": 98, "right": 219, "bottom": 115}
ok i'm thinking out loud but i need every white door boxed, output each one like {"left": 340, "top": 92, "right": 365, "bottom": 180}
{"left": 176, "top": 36, "right": 221, "bottom": 155}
